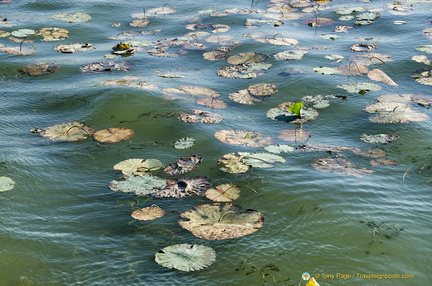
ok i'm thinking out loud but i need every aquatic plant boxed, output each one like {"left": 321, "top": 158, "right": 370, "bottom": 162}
{"left": 155, "top": 244, "right": 216, "bottom": 272}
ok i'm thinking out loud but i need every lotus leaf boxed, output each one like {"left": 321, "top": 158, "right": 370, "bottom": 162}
{"left": 216, "top": 62, "right": 272, "bottom": 79}
{"left": 297, "top": 144, "right": 361, "bottom": 154}
{"left": 334, "top": 7, "right": 367, "bottom": 15}
{"left": 357, "top": 12, "right": 380, "bottom": 21}
{"left": 336, "top": 82, "right": 382, "bottom": 94}
{"left": 0, "top": 30, "right": 10, "bottom": 37}
{"left": 349, "top": 53, "right": 393, "bottom": 66}
{"left": 163, "top": 154, "right": 202, "bottom": 175}
{"left": 205, "top": 184, "right": 240, "bottom": 202}
{"left": 94, "top": 127, "right": 134, "bottom": 143}
{"left": 99, "top": 76, "right": 158, "bottom": 90}
{"left": 0, "top": 46, "right": 36, "bottom": 55}
{"left": 370, "top": 158, "right": 398, "bottom": 167}
{"left": 312, "top": 158, "right": 374, "bottom": 177}
{"left": 179, "top": 203, "right": 264, "bottom": 240}
{"left": 360, "top": 134, "right": 400, "bottom": 144}
{"left": 412, "top": 55, "right": 430, "bottom": 65}
{"left": 113, "top": 159, "right": 163, "bottom": 176}
{"left": 163, "top": 85, "right": 220, "bottom": 100}
{"left": 273, "top": 50, "right": 308, "bottom": 61}
{"left": 350, "top": 43, "right": 378, "bottom": 52}
{"left": 245, "top": 19, "right": 284, "bottom": 27}
{"left": 302, "top": 17, "right": 334, "bottom": 27}
{"left": 11, "top": 29, "right": 35, "bottom": 37}
{"left": 301, "top": 95, "right": 330, "bottom": 109}
{"left": 31, "top": 121, "right": 95, "bottom": 142}
{"left": 51, "top": 12, "right": 91, "bottom": 23}
{"left": 214, "top": 130, "right": 274, "bottom": 147}
{"left": 178, "top": 110, "right": 222, "bottom": 124}
{"left": 203, "top": 51, "right": 229, "bottom": 61}
{"left": 229, "top": 89, "right": 262, "bottom": 105}
{"left": 54, "top": 43, "right": 96, "bottom": 53}
{"left": 266, "top": 103, "right": 318, "bottom": 124}
{"left": 264, "top": 144, "right": 295, "bottom": 154}
{"left": 174, "top": 137, "right": 196, "bottom": 149}
{"left": 155, "top": 244, "right": 216, "bottom": 272}
{"left": 147, "top": 6, "right": 176, "bottom": 15}
{"left": 367, "top": 69, "right": 398, "bottom": 85}
{"left": 195, "top": 98, "right": 227, "bottom": 109}
{"left": 0, "top": 176, "right": 15, "bottom": 192}
{"left": 227, "top": 52, "right": 268, "bottom": 65}
{"left": 278, "top": 129, "right": 312, "bottom": 142}
{"left": 247, "top": 83, "right": 278, "bottom": 97}
{"left": 318, "top": 34, "right": 341, "bottom": 40}
{"left": 109, "top": 174, "right": 166, "bottom": 195}
{"left": 241, "top": 153, "right": 286, "bottom": 168}
{"left": 313, "top": 66, "right": 341, "bottom": 75}
{"left": 218, "top": 152, "right": 251, "bottom": 174}
{"left": 130, "top": 19, "right": 150, "bottom": 27}
{"left": 22, "top": 63, "right": 60, "bottom": 77}
{"left": 153, "top": 177, "right": 211, "bottom": 198}
{"left": 131, "top": 206, "right": 165, "bottom": 220}
{"left": 80, "top": 61, "right": 132, "bottom": 74}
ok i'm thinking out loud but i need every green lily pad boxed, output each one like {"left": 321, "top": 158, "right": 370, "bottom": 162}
{"left": 30, "top": 121, "right": 95, "bottom": 142}
{"left": 313, "top": 66, "right": 342, "bottom": 75}
{"left": 51, "top": 12, "right": 91, "bottom": 23}
{"left": 54, "top": 43, "right": 96, "bottom": 53}
{"left": 113, "top": 159, "right": 163, "bottom": 176}
{"left": 266, "top": 102, "right": 319, "bottom": 124}
{"left": 11, "top": 29, "right": 36, "bottom": 38}
{"left": 241, "top": 153, "right": 286, "bottom": 168}
{"left": 273, "top": 50, "right": 308, "bottom": 61}
{"left": 174, "top": 137, "right": 196, "bottom": 149}
{"left": 155, "top": 244, "right": 216, "bottom": 272}
{"left": 264, "top": 144, "right": 295, "bottom": 154}
{"left": 178, "top": 203, "right": 264, "bottom": 240}
{"left": 109, "top": 174, "right": 166, "bottom": 196}
{"left": 0, "top": 176, "right": 15, "bottom": 192}
{"left": 336, "top": 82, "right": 382, "bottom": 94}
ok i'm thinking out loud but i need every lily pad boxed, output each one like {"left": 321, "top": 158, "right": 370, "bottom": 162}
{"left": 163, "top": 85, "right": 220, "bottom": 100}
{"left": 163, "top": 154, "right": 202, "bottom": 175}
{"left": 30, "top": 121, "right": 95, "bottom": 142}
{"left": 350, "top": 43, "right": 378, "bottom": 52}
{"left": 203, "top": 50, "right": 229, "bottom": 61}
{"left": 54, "top": 43, "right": 96, "bottom": 53}
{"left": 22, "top": 63, "right": 60, "bottom": 76}
{"left": 94, "top": 127, "right": 135, "bottom": 143}
{"left": 370, "top": 158, "right": 398, "bottom": 167}
{"left": 216, "top": 62, "right": 272, "bottom": 79}
{"left": 205, "top": 184, "right": 241, "bottom": 202}
{"left": 131, "top": 206, "right": 165, "bottom": 220}
{"left": 264, "top": 144, "right": 295, "bottom": 154}
{"left": 0, "top": 176, "right": 15, "bottom": 192}
{"left": 99, "top": 76, "right": 158, "bottom": 90}
{"left": 113, "top": 159, "right": 163, "bottom": 176}
{"left": 11, "top": 29, "right": 35, "bottom": 38}
{"left": 178, "top": 110, "right": 222, "bottom": 124}
{"left": 109, "top": 174, "right": 167, "bottom": 195}
{"left": 360, "top": 134, "right": 401, "bottom": 144}
{"left": 178, "top": 203, "right": 264, "bottom": 240}
{"left": 278, "top": 129, "right": 312, "bottom": 142}
{"left": 229, "top": 89, "right": 262, "bottom": 105}
{"left": 195, "top": 98, "right": 227, "bottom": 109}
{"left": 174, "top": 137, "right": 196, "bottom": 149}
{"left": 273, "top": 50, "right": 308, "bottom": 61}
{"left": 367, "top": 69, "right": 398, "bottom": 85}
{"left": 153, "top": 177, "right": 211, "bottom": 198}
{"left": 218, "top": 152, "right": 251, "bottom": 174}
{"left": 247, "top": 83, "right": 278, "bottom": 97}
{"left": 147, "top": 6, "right": 176, "bottom": 15}
{"left": 155, "top": 244, "right": 216, "bottom": 272}
{"left": 214, "top": 130, "right": 274, "bottom": 147}
{"left": 80, "top": 61, "right": 132, "bottom": 74}
{"left": 36, "top": 27, "right": 69, "bottom": 41}
{"left": 349, "top": 53, "right": 393, "bottom": 66}
{"left": 266, "top": 102, "right": 319, "bottom": 124}
{"left": 313, "top": 66, "right": 341, "bottom": 75}
{"left": 51, "top": 12, "right": 91, "bottom": 23}
{"left": 241, "top": 153, "right": 286, "bottom": 168}
{"left": 301, "top": 95, "right": 330, "bottom": 109}
{"left": 312, "top": 157, "right": 374, "bottom": 177}
{"left": 337, "top": 82, "right": 382, "bottom": 94}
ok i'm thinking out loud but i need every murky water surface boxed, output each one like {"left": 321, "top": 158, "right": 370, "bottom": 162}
{"left": 1, "top": 0, "right": 431, "bottom": 285}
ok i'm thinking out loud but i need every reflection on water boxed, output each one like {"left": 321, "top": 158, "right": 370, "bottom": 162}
{"left": 1, "top": 0, "right": 431, "bottom": 285}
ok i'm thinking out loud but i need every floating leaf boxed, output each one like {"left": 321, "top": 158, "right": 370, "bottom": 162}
{"left": 205, "top": 184, "right": 241, "bottom": 202}
{"left": 312, "top": 158, "right": 374, "bottom": 177}
{"left": 337, "top": 82, "right": 382, "bottom": 94}
{"left": 350, "top": 43, "right": 378, "bottom": 52}
{"left": 22, "top": 63, "right": 60, "bottom": 76}
{"left": 178, "top": 203, "right": 264, "bottom": 240}
{"left": 94, "top": 127, "right": 135, "bottom": 143}
{"left": 313, "top": 66, "right": 341, "bottom": 75}
{"left": 203, "top": 50, "right": 229, "bottom": 61}
{"left": 245, "top": 19, "right": 284, "bottom": 28}
{"left": 301, "top": 95, "right": 330, "bottom": 109}
{"left": 163, "top": 154, "right": 202, "bottom": 175}
{"left": 241, "top": 153, "right": 286, "bottom": 168}
{"left": 302, "top": 17, "right": 334, "bottom": 27}
{"left": 267, "top": 102, "right": 318, "bottom": 124}
{"left": 153, "top": 177, "right": 211, "bottom": 198}
{"left": 216, "top": 62, "right": 272, "bottom": 79}
{"left": 30, "top": 121, "right": 95, "bottom": 142}
{"left": 131, "top": 206, "right": 165, "bottom": 221}
{"left": 113, "top": 159, "right": 163, "bottom": 176}
{"left": 264, "top": 144, "right": 295, "bottom": 154}
{"left": 273, "top": 50, "right": 308, "bottom": 61}
{"left": 355, "top": 149, "right": 387, "bottom": 158}
{"left": 195, "top": 98, "right": 227, "bottom": 109}
{"left": 99, "top": 76, "right": 158, "bottom": 90}
{"left": 360, "top": 134, "right": 400, "bottom": 144}
{"left": 218, "top": 152, "right": 251, "bottom": 174}
{"left": 174, "top": 137, "right": 196, "bottom": 149}
{"left": 109, "top": 174, "right": 166, "bottom": 195}
{"left": 11, "top": 28, "right": 35, "bottom": 37}
{"left": 278, "top": 129, "right": 312, "bottom": 142}
{"left": 229, "top": 89, "right": 262, "bottom": 105}
{"left": 416, "top": 44, "right": 432, "bottom": 54}
{"left": 147, "top": 6, "right": 176, "bottom": 15}
{"left": 54, "top": 43, "right": 96, "bottom": 53}
{"left": 178, "top": 110, "right": 222, "bottom": 124}
{"left": 214, "top": 130, "right": 274, "bottom": 147}
{"left": 51, "top": 12, "right": 91, "bottom": 23}
{"left": 349, "top": 53, "right": 393, "bottom": 66}
{"left": 370, "top": 158, "right": 398, "bottom": 167}
{"left": 0, "top": 45, "right": 36, "bottom": 55}
{"left": 0, "top": 176, "right": 15, "bottom": 192}
{"left": 412, "top": 55, "right": 430, "bottom": 65}
{"left": 80, "top": 61, "right": 132, "bottom": 74}
{"left": 247, "top": 83, "right": 278, "bottom": 97}
{"left": 155, "top": 244, "right": 216, "bottom": 272}
{"left": 367, "top": 69, "right": 398, "bottom": 85}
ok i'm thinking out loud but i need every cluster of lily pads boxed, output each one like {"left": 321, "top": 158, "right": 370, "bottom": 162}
{"left": 3, "top": 0, "right": 431, "bottom": 274}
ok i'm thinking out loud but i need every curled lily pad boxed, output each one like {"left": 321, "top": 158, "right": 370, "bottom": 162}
{"left": 218, "top": 152, "right": 251, "bottom": 174}
{"left": 54, "top": 43, "right": 95, "bottom": 53}
{"left": 241, "top": 153, "right": 286, "bottom": 168}
{"left": 110, "top": 174, "right": 166, "bottom": 196}
{"left": 214, "top": 130, "right": 274, "bottom": 147}
{"left": 30, "top": 121, "right": 95, "bottom": 142}
{"left": 51, "top": 12, "right": 91, "bottom": 23}
{"left": 336, "top": 82, "right": 382, "bottom": 94}
{"left": 367, "top": 69, "right": 398, "bottom": 85}
{"left": 179, "top": 203, "right": 264, "bottom": 240}
{"left": 163, "top": 154, "right": 202, "bottom": 175}
{"left": 131, "top": 206, "right": 165, "bottom": 220}
{"left": 37, "top": 27, "right": 69, "bottom": 41}
{"left": 178, "top": 110, "right": 222, "bottom": 124}
{"left": 80, "top": 61, "right": 132, "bottom": 74}
{"left": 273, "top": 50, "right": 308, "bottom": 61}
{"left": 412, "top": 55, "right": 430, "bottom": 65}
{"left": 0, "top": 176, "right": 15, "bottom": 192}
{"left": 94, "top": 127, "right": 135, "bottom": 143}
{"left": 113, "top": 159, "right": 163, "bottom": 176}
{"left": 22, "top": 63, "right": 60, "bottom": 76}
{"left": 360, "top": 134, "right": 400, "bottom": 144}
{"left": 174, "top": 137, "right": 196, "bottom": 149}
{"left": 312, "top": 157, "right": 374, "bottom": 177}
{"left": 216, "top": 62, "right": 272, "bottom": 79}
{"left": 155, "top": 244, "right": 216, "bottom": 272}
{"left": 325, "top": 54, "right": 344, "bottom": 63}
{"left": 412, "top": 68, "right": 432, "bottom": 86}
{"left": 264, "top": 144, "right": 295, "bottom": 154}
{"left": 153, "top": 177, "right": 211, "bottom": 198}
{"left": 205, "top": 184, "right": 240, "bottom": 202}
{"left": 350, "top": 43, "right": 378, "bottom": 52}
{"left": 278, "top": 129, "right": 312, "bottom": 142}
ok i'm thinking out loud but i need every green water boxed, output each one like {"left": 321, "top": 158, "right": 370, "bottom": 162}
{"left": 1, "top": 0, "right": 431, "bottom": 285}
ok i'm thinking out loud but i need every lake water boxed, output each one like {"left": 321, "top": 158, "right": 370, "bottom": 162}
{"left": 1, "top": 0, "right": 431, "bottom": 285}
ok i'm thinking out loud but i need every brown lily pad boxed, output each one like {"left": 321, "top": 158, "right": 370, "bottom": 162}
{"left": 312, "top": 157, "right": 374, "bottom": 177}
{"left": 131, "top": 206, "right": 165, "bottom": 220}
{"left": 214, "top": 130, "right": 274, "bottom": 147}
{"left": 178, "top": 109, "right": 223, "bottom": 124}
{"left": 205, "top": 184, "right": 241, "bottom": 202}
{"left": 22, "top": 63, "right": 60, "bottom": 76}
{"left": 278, "top": 129, "right": 312, "bottom": 142}
{"left": 30, "top": 121, "right": 95, "bottom": 142}
{"left": 153, "top": 177, "right": 211, "bottom": 198}
{"left": 94, "top": 127, "right": 135, "bottom": 143}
